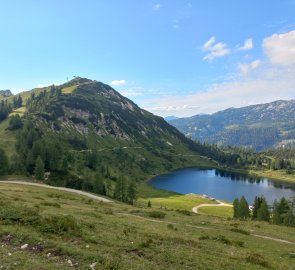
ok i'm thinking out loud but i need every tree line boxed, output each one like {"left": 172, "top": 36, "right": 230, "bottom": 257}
{"left": 233, "top": 196, "right": 295, "bottom": 227}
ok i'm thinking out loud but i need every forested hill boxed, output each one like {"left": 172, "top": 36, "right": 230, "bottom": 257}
{"left": 168, "top": 100, "right": 295, "bottom": 151}
{"left": 0, "top": 77, "right": 213, "bottom": 198}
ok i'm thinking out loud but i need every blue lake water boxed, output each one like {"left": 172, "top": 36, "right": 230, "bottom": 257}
{"left": 149, "top": 168, "right": 295, "bottom": 204}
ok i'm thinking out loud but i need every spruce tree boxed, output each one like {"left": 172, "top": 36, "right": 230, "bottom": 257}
{"left": 114, "top": 176, "right": 127, "bottom": 202}
{"left": 147, "top": 200, "right": 152, "bottom": 208}
{"left": 252, "top": 196, "right": 263, "bottom": 220}
{"left": 34, "top": 156, "right": 45, "bottom": 180}
{"left": 283, "top": 209, "right": 295, "bottom": 227}
{"left": 239, "top": 196, "right": 250, "bottom": 220}
{"left": 257, "top": 200, "right": 270, "bottom": 222}
{"left": 127, "top": 180, "right": 137, "bottom": 205}
{"left": 0, "top": 148, "right": 9, "bottom": 175}
{"left": 233, "top": 198, "right": 240, "bottom": 218}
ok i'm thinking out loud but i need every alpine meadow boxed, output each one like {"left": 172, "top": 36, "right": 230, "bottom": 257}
{"left": 1, "top": 1, "right": 295, "bottom": 269}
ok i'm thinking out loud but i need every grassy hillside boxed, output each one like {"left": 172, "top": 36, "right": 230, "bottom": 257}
{"left": 0, "top": 182, "right": 294, "bottom": 269}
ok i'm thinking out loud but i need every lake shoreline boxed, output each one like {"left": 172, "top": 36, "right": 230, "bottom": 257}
{"left": 148, "top": 167, "right": 295, "bottom": 204}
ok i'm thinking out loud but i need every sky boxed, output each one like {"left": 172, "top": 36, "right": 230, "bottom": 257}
{"left": 1, "top": 0, "right": 295, "bottom": 117}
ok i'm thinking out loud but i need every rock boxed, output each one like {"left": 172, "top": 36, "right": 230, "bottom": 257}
{"left": 67, "top": 259, "right": 73, "bottom": 267}
{"left": 21, "top": 244, "right": 28, "bottom": 249}
{"left": 90, "top": 262, "right": 97, "bottom": 270}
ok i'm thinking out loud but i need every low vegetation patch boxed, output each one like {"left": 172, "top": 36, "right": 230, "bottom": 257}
{"left": 148, "top": 211, "right": 166, "bottom": 219}
{"left": 246, "top": 253, "right": 271, "bottom": 268}
{"left": 230, "top": 228, "right": 250, "bottom": 235}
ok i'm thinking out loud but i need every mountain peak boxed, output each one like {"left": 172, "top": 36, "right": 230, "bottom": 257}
{"left": 0, "top": 89, "right": 13, "bottom": 98}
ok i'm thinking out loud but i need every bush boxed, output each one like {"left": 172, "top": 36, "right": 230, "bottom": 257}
{"left": 39, "top": 215, "right": 81, "bottom": 235}
{"left": 148, "top": 211, "right": 166, "bottom": 219}
{"left": 0, "top": 204, "right": 41, "bottom": 225}
{"left": 176, "top": 209, "right": 191, "bottom": 216}
{"left": 40, "top": 202, "right": 61, "bottom": 208}
{"left": 246, "top": 253, "right": 271, "bottom": 268}
{"left": 230, "top": 228, "right": 250, "bottom": 235}
{"left": 199, "top": 235, "right": 210, "bottom": 240}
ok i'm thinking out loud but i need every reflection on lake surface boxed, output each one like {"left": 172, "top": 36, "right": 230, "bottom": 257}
{"left": 150, "top": 168, "right": 295, "bottom": 203}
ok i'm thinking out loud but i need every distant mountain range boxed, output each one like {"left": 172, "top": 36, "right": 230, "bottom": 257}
{"left": 168, "top": 100, "right": 295, "bottom": 151}
{"left": 164, "top": 116, "right": 179, "bottom": 121}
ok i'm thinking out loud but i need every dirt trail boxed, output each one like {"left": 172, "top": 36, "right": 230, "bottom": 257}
{"left": 0, "top": 181, "right": 112, "bottom": 202}
{"left": 192, "top": 200, "right": 232, "bottom": 214}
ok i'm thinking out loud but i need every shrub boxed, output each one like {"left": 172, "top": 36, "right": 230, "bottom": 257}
{"left": 0, "top": 205, "right": 41, "bottom": 225}
{"left": 40, "top": 215, "right": 81, "bottom": 235}
{"left": 40, "top": 202, "right": 61, "bottom": 208}
{"left": 230, "top": 228, "right": 250, "bottom": 235}
{"left": 198, "top": 235, "right": 210, "bottom": 240}
{"left": 176, "top": 209, "right": 191, "bottom": 216}
{"left": 148, "top": 211, "right": 166, "bottom": 219}
{"left": 246, "top": 253, "right": 271, "bottom": 268}
{"left": 212, "top": 235, "right": 231, "bottom": 245}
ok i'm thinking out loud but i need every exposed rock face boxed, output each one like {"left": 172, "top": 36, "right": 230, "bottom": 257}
{"left": 0, "top": 90, "right": 13, "bottom": 97}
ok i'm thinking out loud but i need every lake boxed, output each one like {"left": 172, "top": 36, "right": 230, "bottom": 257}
{"left": 150, "top": 168, "right": 295, "bottom": 204}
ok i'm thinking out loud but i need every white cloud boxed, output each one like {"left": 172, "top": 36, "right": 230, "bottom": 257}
{"left": 263, "top": 30, "right": 295, "bottom": 65}
{"left": 110, "top": 80, "right": 127, "bottom": 86}
{"left": 119, "top": 87, "right": 145, "bottom": 98}
{"left": 239, "top": 38, "right": 253, "bottom": 51}
{"left": 202, "top": 36, "right": 230, "bottom": 61}
{"left": 142, "top": 65, "right": 295, "bottom": 117}
{"left": 153, "top": 4, "right": 162, "bottom": 11}
{"left": 203, "top": 36, "right": 216, "bottom": 49}
{"left": 238, "top": 60, "right": 261, "bottom": 75}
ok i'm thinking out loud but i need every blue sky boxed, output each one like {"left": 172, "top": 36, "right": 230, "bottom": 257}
{"left": 1, "top": 1, "right": 295, "bottom": 117}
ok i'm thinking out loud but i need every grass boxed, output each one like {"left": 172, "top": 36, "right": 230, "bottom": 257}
{"left": 0, "top": 119, "right": 17, "bottom": 158}
{"left": 61, "top": 85, "right": 78, "bottom": 94}
{"left": 248, "top": 169, "right": 295, "bottom": 184}
{"left": 9, "top": 106, "right": 27, "bottom": 117}
{"left": 138, "top": 194, "right": 215, "bottom": 211}
{"left": 198, "top": 205, "right": 233, "bottom": 218}
{"left": 0, "top": 181, "right": 294, "bottom": 269}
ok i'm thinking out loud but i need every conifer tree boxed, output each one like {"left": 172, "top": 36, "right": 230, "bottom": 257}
{"left": 34, "top": 156, "right": 45, "bottom": 180}
{"left": 0, "top": 148, "right": 9, "bottom": 175}
{"left": 257, "top": 200, "right": 270, "bottom": 222}
{"left": 239, "top": 196, "right": 250, "bottom": 219}
{"left": 233, "top": 198, "right": 240, "bottom": 218}
{"left": 127, "top": 180, "right": 137, "bottom": 205}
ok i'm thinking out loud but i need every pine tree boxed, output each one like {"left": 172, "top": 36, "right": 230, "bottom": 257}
{"left": 283, "top": 209, "right": 295, "bottom": 227}
{"left": 272, "top": 197, "right": 290, "bottom": 225}
{"left": 114, "top": 176, "right": 127, "bottom": 202}
{"left": 252, "top": 196, "right": 263, "bottom": 220}
{"left": 0, "top": 148, "right": 9, "bottom": 175}
{"left": 34, "top": 156, "right": 45, "bottom": 180}
{"left": 147, "top": 200, "right": 152, "bottom": 208}
{"left": 127, "top": 180, "right": 137, "bottom": 205}
{"left": 239, "top": 196, "right": 250, "bottom": 220}
{"left": 257, "top": 200, "right": 270, "bottom": 222}
{"left": 233, "top": 198, "right": 240, "bottom": 218}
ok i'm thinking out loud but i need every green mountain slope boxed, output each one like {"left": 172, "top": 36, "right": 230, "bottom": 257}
{"left": 169, "top": 100, "right": 295, "bottom": 151}
{"left": 0, "top": 77, "right": 213, "bottom": 189}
